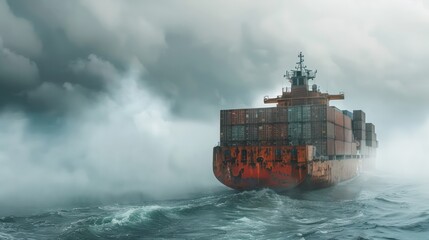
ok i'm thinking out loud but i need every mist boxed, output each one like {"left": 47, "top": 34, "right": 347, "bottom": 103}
{"left": 377, "top": 116, "right": 429, "bottom": 182}
{"left": 0, "top": 75, "right": 220, "bottom": 214}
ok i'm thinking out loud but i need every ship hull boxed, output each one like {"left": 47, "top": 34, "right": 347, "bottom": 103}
{"left": 213, "top": 146, "right": 365, "bottom": 191}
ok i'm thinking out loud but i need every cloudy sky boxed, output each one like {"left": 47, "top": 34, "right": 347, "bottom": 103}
{"left": 1, "top": 0, "right": 429, "bottom": 210}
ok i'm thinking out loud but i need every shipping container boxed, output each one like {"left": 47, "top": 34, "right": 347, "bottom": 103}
{"left": 335, "top": 140, "right": 345, "bottom": 155}
{"left": 335, "top": 125, "right": 344, "bottom": 141}
{"left": 274, "top": 107, "right": 288, "bottom": 123}
{"left": 265, "top": 108, "right": 275, "bottom": 123}
{"left": 220, "top": 105, "right": 374, "bottom": 155}
{"left": 302, "top": 122, "right": 311, "bottom": 139}
{"left": 257, "top": 108, "right": 267, "bottom": 123}
{"left": 366, "top": 123, "right": 375, "bottom": 133}
{"left": 245, "top": 124, "right": 259, "bottom": 141}
{"left": 231, "top": 109, "right": 246, "bottom": 125}
{"left": 311, "top": 121, "right": 327, "bottom": 138}
{"left": 302, "top": 105, "right": 311, "bottom": 122}
{"left": 288, "top": 106, "right": 302, "bottom": 122}
{"left": 327, "top": 122, "right": 335, "bottom": 139}
{"left": 334, "top": 109, "right": 344, "bottom": 126}
{"left": 342, "top": 110, "right": 353, "bottom": 119}
{"left": 344, "top": 115, "right": 352, "bottom": 129}
{"left": 312, "top": 138, "right": 328, "bottom": 156}
{"left": 352, "top": 120, "right": 366, "bottom": 130}
{"left": 288, "top": 122, "right": 302, "bottom": 139}
{"left": 366, "top": 139, "right": 377, "bottom": 147}
{"left": 220, "top": 125, "right": 233, "bottom": 143}
{"left": 220, "top": 125, "right": 227, "bottom": 143}
{"left": 220, "top": 110, "right": 226, "bottom": 125}
{"left": 327, "top": 139, "right": 335, "bottom": 155}
{"left": 345, "top": 129, "right": 353, "bottom": 142}
{"left": 353, "top": 130, "right": 366, "bottom": 140}
{"left": 344, "top": 142, "right": 352, "bottom": 155}
{"left": 366, "top": 132, "right": 377, "bottom": 141}
{"left": 224, "top": 110, "right": 232, "bottom": 125}
{"left": 258, "top": 124, "right": 274, "bottom": 141}
{"left": 311, "top": 105, "right": 328, "bottom": 121}
{"left": 232, "top": 125, "right": 245, "bottom": 140}
{"left": 272, "top": 123, "right": 288, "bottom": 140}
{"left": 353, "top": 110, "right": 366, "bottom": 122}
{"left": 245, "top": 109, "right": 258, "bottom": 124}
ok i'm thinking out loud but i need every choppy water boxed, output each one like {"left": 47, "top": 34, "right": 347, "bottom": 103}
{"left": 1, "top": 172, "right": 429, "bottom": 239}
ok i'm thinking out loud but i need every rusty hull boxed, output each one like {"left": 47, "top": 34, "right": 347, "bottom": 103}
{"left": 213, "top": 145, "right": 362, "bottom": 190}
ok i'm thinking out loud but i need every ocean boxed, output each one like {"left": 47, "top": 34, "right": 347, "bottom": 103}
{"left": 1, "top": 172, "right": 428, "bottom": 240}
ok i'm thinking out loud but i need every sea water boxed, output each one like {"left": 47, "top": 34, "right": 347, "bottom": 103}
{"left": 1, "top": 172, "right": 428, "bottom": 239}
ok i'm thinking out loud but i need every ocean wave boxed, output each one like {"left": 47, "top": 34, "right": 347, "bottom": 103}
{"left": 5, "top": 174, "right": 429, "bottom": 239}
{"left": 0, "top": 232, "right": 15, "bottom": 240}
{"left": 0, "top": 216, "right": 15, "bottom": 223}
{"left": 374, "top": 196, "right": 407, "bottom": 205}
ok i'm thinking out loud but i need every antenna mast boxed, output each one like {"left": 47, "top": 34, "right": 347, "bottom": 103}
{"left": 296, "top": 52, "right": 306, "bottom": 72}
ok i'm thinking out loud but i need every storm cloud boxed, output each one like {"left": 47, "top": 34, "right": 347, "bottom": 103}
{"left": 1, "top": 0, "right": 429, "bottom": 210}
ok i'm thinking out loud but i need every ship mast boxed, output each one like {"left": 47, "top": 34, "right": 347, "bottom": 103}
{"left": 264, "top": 52, "right": 344, "bottom": 106}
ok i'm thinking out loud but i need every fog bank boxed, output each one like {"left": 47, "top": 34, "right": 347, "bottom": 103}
{"left": 0, "top": 77, "right": 220, "bottom": 214}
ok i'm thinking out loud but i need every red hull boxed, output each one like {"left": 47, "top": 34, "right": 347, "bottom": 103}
{"left": 213, "top": 146, "right": 364, "bottom": 190}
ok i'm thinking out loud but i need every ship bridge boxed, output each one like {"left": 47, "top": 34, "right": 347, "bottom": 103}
{"left": 264, "top": 52, "right": 344, "bottom": 106}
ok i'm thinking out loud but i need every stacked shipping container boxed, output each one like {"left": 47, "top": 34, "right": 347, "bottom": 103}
{"left": 349, "top": 110, "right": 378, "bottom": 155}
{"left": 365, "top": 123, "right": 377, "bottom": 147}
{"left": 220, "top": 104, "right": 356, "bottom": 157}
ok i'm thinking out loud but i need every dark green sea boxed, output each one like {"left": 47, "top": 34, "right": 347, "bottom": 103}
{"left": 1, "top": 172, "right": 428, "bottom": 240}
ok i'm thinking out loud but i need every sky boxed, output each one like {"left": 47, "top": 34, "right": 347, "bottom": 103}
{"left": 1, "top": 0, "right": 429, "bottom": 211}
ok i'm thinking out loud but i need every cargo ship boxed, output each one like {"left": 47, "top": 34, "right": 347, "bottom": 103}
{"left": 213, "top": 52, "right": 377, "bottom": 190}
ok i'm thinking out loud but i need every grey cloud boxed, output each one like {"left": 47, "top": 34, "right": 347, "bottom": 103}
{"left": 0, "top": 0, "right": 41, "bottom": 57}
{"left": 3, "top": 0, "right": 286, "bottom": 119}
{"left": 2, "top": 0, "right": 429, "bottom": 128}
{"left": 69, "top": 54, "right": 122, "bottom": 90}
{"left": 0, "top": 39, "right": 39, "bottom": 89}
{"left": 25, "top": 82, "right": 93, "bottom": 115}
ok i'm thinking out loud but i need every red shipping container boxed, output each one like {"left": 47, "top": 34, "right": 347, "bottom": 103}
{"left": 344, "top": 115, "right": 352, "bottom": 129}
{"left": 344, "top": 142, "right": 352, "bottom": 155}
{"left": 344, "top": 129, "right": 352, "bottom": 142}
{"left": 334, "top": 109, "right": 344, "bottom": 126}
{"left": 327, "top": 139, "right": 335, "bottom": 155}
{"left": 335, "top": 125, "right": 344, "bottom": 141}
{"left": 274, "top": 107, "right": 288, "bottom": 122}
{"left": 335, "top": 140, "right": 345, "bottom": 155}
{"left": 230, "top": 110, "right": 239, "bottom": 124}
{"left": 327, "top": 122, "right": 335, "bottom": 139}
{"left": 245, "top": 109, "right": 258, "bottom": 124}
